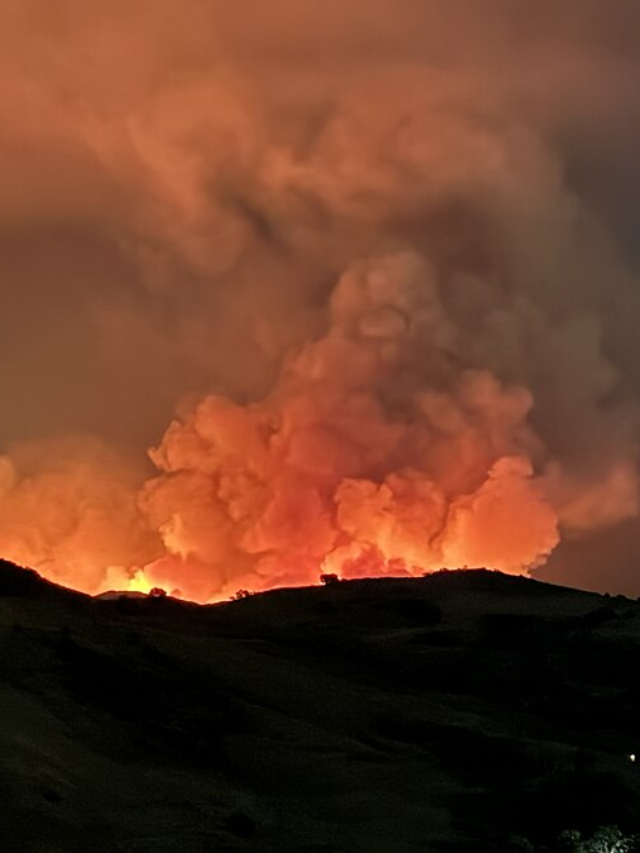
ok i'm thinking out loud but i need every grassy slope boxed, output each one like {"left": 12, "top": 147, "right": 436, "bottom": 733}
{"left": 1, "top": 561, "right": 640, "bottom": 852}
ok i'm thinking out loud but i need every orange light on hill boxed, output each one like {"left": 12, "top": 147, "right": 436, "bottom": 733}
{"left": 123, "top": 568, "right": 157, "bottom": 596}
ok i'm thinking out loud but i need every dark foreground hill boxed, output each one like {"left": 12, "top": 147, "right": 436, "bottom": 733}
{"left": 1, "top": 560, "right": 640, "bottom": 853}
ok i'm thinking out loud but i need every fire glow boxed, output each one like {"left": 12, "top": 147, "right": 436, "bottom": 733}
{"left": 0, "top": 255, "right": 574, "bottom": 602}
{"left": 0, "top": 3, "right": 639, "bottom": 602}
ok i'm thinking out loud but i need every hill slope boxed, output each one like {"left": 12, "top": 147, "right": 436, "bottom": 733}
{"left": 1, "top": 561, "right": 640, "bottom": 852}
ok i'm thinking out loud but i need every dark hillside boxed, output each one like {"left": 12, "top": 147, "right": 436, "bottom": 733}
{"left": 1, "top": 563, "right": 639, "bottom": 852}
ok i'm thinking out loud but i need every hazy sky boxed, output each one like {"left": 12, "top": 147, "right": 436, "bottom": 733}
{"left": 2, "top": 1, "right": 640, "bottom": 597}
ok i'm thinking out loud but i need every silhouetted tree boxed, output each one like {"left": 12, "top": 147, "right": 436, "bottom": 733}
{"left": 149, "top": 587, "right": 167, "bottom": 598}
{"left": 320, "top": 573, "right": 341, "bottom": 585}
{"left": 232, "top": 589, "right": 252, "bottom": 600}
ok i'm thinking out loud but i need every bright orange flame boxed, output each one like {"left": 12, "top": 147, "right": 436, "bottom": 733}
{"left": 123, "top": 568, "right": 156, "bottom": 595}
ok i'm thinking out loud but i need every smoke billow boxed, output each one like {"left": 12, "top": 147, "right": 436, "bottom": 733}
{"left": 1, "top": 1, "right": 640, "bottom": 599}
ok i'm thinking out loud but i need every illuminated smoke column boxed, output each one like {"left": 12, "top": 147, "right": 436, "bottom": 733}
{"left": 0, "top": 2, "right": 639, "bottom": 599}
{"left": 139, "top": 251, "right": 560, "bottom": 600}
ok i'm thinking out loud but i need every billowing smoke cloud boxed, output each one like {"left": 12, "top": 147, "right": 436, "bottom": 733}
{"left": 139, "top": 250, "right": 561, "bottom": 599}
{"left": 0, "top": 439, "right": 159, "bottom": 591}
{"left": 1, "top": 1, "right": 640, "bottom": 598}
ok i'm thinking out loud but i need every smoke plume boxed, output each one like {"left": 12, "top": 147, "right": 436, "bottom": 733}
{"left": 1, "top": 1, "right": 640, "bottom": 598}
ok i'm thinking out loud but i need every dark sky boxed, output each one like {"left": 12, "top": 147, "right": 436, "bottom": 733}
{"left": 2, "top": 1, "right": 640, "bottom": 598}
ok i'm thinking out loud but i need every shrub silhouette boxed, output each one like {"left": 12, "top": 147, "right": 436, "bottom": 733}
{"left": 557, "top": 825, "right": 638, "bottom": 852}
{"left": 149, "top": 587, "right": 167, "bottom": 598}
{"left": 232, "top": 589, "right": 252, "bottom": 600}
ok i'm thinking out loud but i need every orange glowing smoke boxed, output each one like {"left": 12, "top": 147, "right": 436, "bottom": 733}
{"left": 0, "top": 247, "right": 635, "bottom": 603}
{"left": 0, "top": 2, "right": 639, "bottom": 601}
{"left": 0, "top": 254, "right": 562, "bottom": 603}
{"left": 126, "top": 253, "right": 560, "bottom": 601}
{"left": 0, "top": 439, "right": 160, "bottom": 595}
